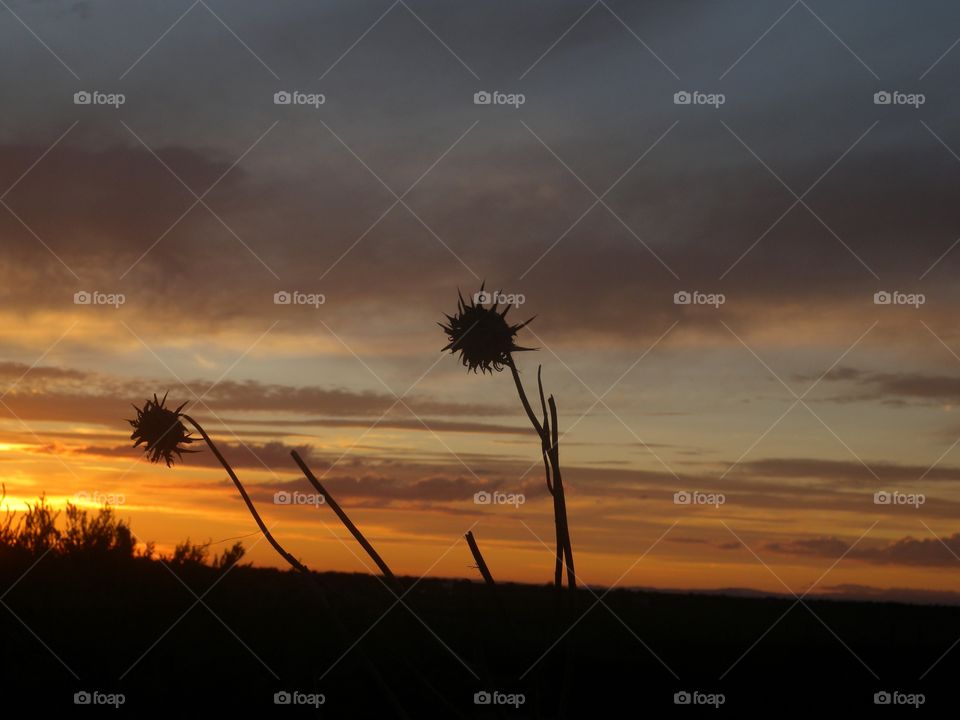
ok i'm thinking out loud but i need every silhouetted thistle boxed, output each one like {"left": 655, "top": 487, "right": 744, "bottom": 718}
{"left": 128, "top": 393, "right": 196, "bottom": 466}
{"left": 440, "top": 286, "right": 575, "bottom": 592}
{"left": 127, "top": 394, "right": 310, "bottom": 576}
{"left": 123, "top": 398, "right": 420, "bottom": 713}
{"left": 440, "top": 284, "right": 534, "bottom": 373}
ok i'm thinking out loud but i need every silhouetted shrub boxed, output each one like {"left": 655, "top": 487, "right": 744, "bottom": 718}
{"left": 14, "top": 494, "right": 60, "bottom": 555}
{"left": 61, "top": 503, "right": 135, "bottom": 558}
{"left": 213, "top": 541, "right": 247, "bottom": 568}
{"left": 0, "top": 493, "right": 242, "bottom": 568}
{"left": 168, "top": 538, "right": 211, "bottom": 566}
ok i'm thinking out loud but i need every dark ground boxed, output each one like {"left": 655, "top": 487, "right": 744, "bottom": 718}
{"left": 0, "top": 551, "right": 955, "bottom": 716}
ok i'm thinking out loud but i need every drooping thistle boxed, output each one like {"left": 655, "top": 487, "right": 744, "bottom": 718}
{"left": 129, "top": 394, "right": 397, "bottom": 584}
{"left": 128, "top": 393, "right": 307, "bottom": 574}
{"left": 126, "top": 396, "right": 414, "bottom": 713}
{"left": 441, "top": 285, "right": 575, "bottom": 591}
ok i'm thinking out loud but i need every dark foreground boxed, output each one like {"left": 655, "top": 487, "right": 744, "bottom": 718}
{"left": 0, "top": 553, "right": 953, "bottom": 715}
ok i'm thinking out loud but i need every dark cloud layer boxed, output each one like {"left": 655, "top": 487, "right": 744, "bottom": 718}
{"left": 764, "top": 532, "right": 960, "bottom": 568}
{"left": 3, "top": 1, "right": 960, "bottom": 346}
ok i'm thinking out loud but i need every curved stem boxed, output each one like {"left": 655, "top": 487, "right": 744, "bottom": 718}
{"left": 507, "top": 355, "right": 544, "bottom": 438}
{"left": 182, "top": 415, "right": 307, "bottom": 573}
{"left": 180, "top": 414, "right": 413, "bottom": 718}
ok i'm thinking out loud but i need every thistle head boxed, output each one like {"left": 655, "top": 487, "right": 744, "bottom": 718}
{"left": 439, "top": 284, "right": 535, "bottom": 373}
{"left": 128, "top": 392, "right": 196, "bottom": 467}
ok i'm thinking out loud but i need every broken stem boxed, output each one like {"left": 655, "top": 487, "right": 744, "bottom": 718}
{"left": 465, "top": 530, "right": 495, "bottom": 586}
{"left": 290, "top": 449, "right": 397, "bottom": 584}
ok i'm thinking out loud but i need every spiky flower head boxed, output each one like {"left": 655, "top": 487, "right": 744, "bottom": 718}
{"left": 440, "top": 284, "right": 535, "bottom": 373}
{"left": 128, "top": 392, "right": 196, "bottom": 467}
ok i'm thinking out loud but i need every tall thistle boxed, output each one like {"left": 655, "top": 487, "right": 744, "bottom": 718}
{"left": 441, "top": 285, "right": 575, "bottom": 590}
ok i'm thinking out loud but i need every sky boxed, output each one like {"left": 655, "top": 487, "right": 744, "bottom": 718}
{"left": 3, "top": 0, "right": 960, "bottom": 601}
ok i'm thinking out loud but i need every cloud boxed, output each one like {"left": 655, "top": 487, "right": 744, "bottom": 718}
{"left": 812, "top": 366, "right": 960, "bottom": 405}
{"left": 731, "top": 457, "right": 960, "bottom": 484}
{"left": 764, "top": 533, "right": 960, "bottom": 568}
{"left": 0, "top": 361, "right": 512, "bottom": 430}
{"left": 1, "top": 2, "right": 960, "bottom": 350}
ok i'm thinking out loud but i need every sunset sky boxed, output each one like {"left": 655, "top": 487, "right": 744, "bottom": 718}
{"left": 3, "top": 0, "right": 960, "bottom": 600}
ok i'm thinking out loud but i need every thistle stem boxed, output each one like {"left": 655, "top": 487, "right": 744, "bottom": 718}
{"left": 181, "top": 415, "right": 307, "bottom": 573}
{"left": 505, "top": 357, "right": 576, "bottom": 591}
{"left": 507, "top": 356, "right": 544, "bottom": 437}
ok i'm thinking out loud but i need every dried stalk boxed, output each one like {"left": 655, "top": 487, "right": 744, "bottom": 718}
{"left": 506, "top": 358, "right": 575, "bottom": 590}
{"left": 290, "top": 449, "right": 396, "bottom": 584}
{"left": 183, "top": 415, "right": 308, "bottom": 573}
{"left": 465, "top": 530, "right": 495, "bottom": 586}
{"left": 180, "top": 415, "right": 409, "bottom": 718}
